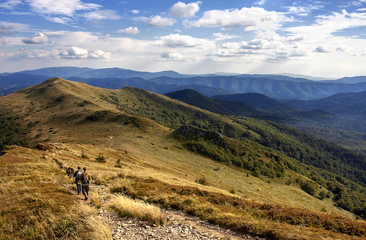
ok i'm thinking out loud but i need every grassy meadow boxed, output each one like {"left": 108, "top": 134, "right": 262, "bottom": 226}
{"left": 0, "top": 145, "right": 111, "bottom": 240}
{"left": 0, "top": 78, "right": 365, "bottom": 239}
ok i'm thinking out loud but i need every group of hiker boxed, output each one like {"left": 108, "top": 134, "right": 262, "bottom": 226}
{"left": 67, "top": 166, "right": 92, "bottom": 200}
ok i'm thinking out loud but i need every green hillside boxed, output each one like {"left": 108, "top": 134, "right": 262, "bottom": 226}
{"left": 166, "top": 89, "right": 281, "bottom": 120}
{"left": 284, "top": 91, "right": 366, "bottom": 118}
{"left": 0, "top": 78, "right": 365, "bottom": 221}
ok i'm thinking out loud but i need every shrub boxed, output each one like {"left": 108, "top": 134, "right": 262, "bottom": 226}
{"left": 115, "top": 159, "right": 122, "bottom": 168}
{"left": 195, "top": 177, "right": 207, "bottom": 185}
{"left": 81, "top": 151, "right": 89, "bottom": 159}
{"left": 95, "top": 154, "right": 106, "bottom": 163}
{"left": 300, "top": 181, "right": 317, "bottom": 196}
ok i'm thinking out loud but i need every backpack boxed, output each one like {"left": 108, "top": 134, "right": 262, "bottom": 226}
{"left": 81, "top": 173, "right": 89, "bottom": 185}
{"left": 75, "top": 170, "right": 82, "bottom": 183}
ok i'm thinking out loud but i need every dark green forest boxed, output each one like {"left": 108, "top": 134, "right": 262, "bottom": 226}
{"left": 98, "top": 89, "right": 366, "bottom": 219}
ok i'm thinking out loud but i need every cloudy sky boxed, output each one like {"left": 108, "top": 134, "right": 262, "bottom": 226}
{"left": 1, "top": 0, "right": 366, "bottom": 78}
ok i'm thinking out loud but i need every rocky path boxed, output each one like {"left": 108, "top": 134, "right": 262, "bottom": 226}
{"left": 48, "top": 143, "right": 264, "bottom": 240}
{"left": 90, "top": 185, "right": 266, "bottom": 240}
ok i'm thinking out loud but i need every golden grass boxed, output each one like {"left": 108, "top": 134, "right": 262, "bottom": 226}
{"left": 110, "top": 175, "right": 366, "bottom": 240}
{"left": 0, "top": 146, "right": 111, "bottom": 240}
{"left": 108, "top": 195, "right": 165, "bottom": 226}
{"left": 89, "top": 192, "right": 102, "bottom": 209}
{"left": 1, "top": 78, "right": 364, "bottom": 239}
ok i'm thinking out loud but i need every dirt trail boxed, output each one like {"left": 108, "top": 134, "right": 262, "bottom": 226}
{"left": 48, "top": 145, "right": 264, "bottom": 240}
{"left": 90, "top": 184, "right": 264, "bottom": 240}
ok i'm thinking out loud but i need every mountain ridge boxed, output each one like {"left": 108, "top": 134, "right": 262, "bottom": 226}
{"left": 3, "top": 67, "right": 366, "bottom": 99}
{"left": 1, "top": 78, "right": 365, "bottom": 221}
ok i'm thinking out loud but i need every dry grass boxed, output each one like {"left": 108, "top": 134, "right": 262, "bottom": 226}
{"left": 108, "top": 195, "right": 165, "bottom": 226}
{"left": 0, "top": 146, "right": 111, "bottom": 240}
{"left": 110, "top": 175, "right": 366, "bottom": 240}
{"left": 89, "top": 192, "right": 102, "bottom": 209}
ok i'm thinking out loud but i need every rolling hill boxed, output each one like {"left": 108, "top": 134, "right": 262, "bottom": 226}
{"left": 283, "top": 91, "right": 366, "bottom": 119}
{"left": 149, "top": 76, "right": 366, "bottom": 100}
{"left": 2, "top": 67, "right": 366, "bottom": 100}
{"left": 323, "top": 76, "right": 366, "bottom": 84}
{"left": 10, "top": 66, "right": 186, "bottom": 79}
{"left": 167, "top": 90, "right": 335, "bottom": 122}
{"left": 166, "top": 89, "right": 281, "bottom": 120}
{"left": 0, "top": 77, "right": 365, "bottom": 222}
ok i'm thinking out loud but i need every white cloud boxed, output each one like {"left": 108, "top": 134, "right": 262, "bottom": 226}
{"left": 285, "top": 35, "right": 305, "bottom": 42}
{"left": 286, "top": 10, "right": 366, "bottom": 38}
{"left": 0, "top": 21, "right": 28, "bottom": 34}
{"left": 59, "top": 46, "right": 89, "bottom": 58}
{"left": 89, "top": 49, "right": 111, "bottom": 59}
{"left": 284, "top": 4, "right": 323, "bottom": 17}
{"left": 314, "top": 46, "right": 331, "bottom": 53}
{"left": 169, "top": 1, "right": 201, "bottom": 18}
{"left": 161, "top": 52, "right": 185, "bottom": 61}
{"left": 28, "top": 0, "right": 100, "bottom": 16}
{"left": 241, "top": 39, "right": 276, "bottom": 50}
{"left": 119, "top": 27, "right": 139, "bottom": 35}
{"left": 352, "top": 0, "right": 366, "bottom": 7}
{"left": 159, "top": 34, "right": 212, "bottom": 48}
{"left": 16, "top": 48, "right": 53, "bottom": 59}
{"left": 0, "top": 0, "right": 22, "bottom": 9}
{"left": 213, "top": 32, "right": 238, "bottom": 41}
{"left": 131, "top": 10, "right": 140, "bottom": 14}
{"left": 22, "top": 33, "right": 48, "bottom": 44}
{"left": 57, "top": 46, "right": 110, "bottom": 59}
{"left": 46, "top": 16, "right": 72, "bottom": 24}
{"left": 255, "top": 0, "right": 267, "bottom": 6}
{"left": 149, "top": 15, "right": 176, "bottom": 27}
{"left": 186, "top": 7, "right": 285, "bottom": 31}
{"left": 82, "top": 10, "right": 120, "bottom": 20}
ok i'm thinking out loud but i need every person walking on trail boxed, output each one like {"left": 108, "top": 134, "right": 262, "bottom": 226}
{"left": 73, "top": 166, "right": 83, "bottom": 195}
{"left": 66, "top": 167, "right": 74, "bottom": 178}
{"left": 80, "top": 167, "right": 92, "bottom": 200}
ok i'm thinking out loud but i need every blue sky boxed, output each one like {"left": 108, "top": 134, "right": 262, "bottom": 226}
{"left": 1, "top": 0, "right": 366, "bottom": 78}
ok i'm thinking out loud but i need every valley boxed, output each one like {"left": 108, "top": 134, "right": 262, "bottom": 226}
{"left": 0, "top": 77, "right": 365, "bottom": 239}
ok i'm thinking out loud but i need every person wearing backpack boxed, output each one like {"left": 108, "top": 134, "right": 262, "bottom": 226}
{"left": 66, "top": 167, "right": 74, "bottom": 178}
{"left": 80, "top": 167, "right": 92, "bottom": 200}
{"left": 73, "top": 166, "right": 83, "bottom": 195}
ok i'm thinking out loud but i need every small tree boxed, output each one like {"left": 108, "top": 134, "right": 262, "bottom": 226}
{"left": 81, "top": 151, "right": 89, "bottom": 159}
{"left": 115, "top": 159, "right": 122, "bottom": 168}
{"left": 95, "top": 153, "right": 106, "bottom": 163}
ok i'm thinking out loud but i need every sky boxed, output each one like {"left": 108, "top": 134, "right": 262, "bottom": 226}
{"left": 1, "top": 0, "right": 366, "bottom": 78}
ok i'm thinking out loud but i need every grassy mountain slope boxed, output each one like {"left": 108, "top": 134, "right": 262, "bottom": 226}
{"left": 0, "top": 145, "right": 111, "bottom": 239}
{"left": 0, "top": 78, "right": 365, "bottom": 238}
{"left": 213, "top": 92, "right": 366, "bottom": 153}
{"left": 213, "top": 92, "right": 298, "bottom": 113}
{"left": 212, "top": 92, "right": 335, "bottom": 121}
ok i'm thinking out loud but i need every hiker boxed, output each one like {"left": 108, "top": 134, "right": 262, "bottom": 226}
{"left": 66, "top": 167, "right": 74, "bottom": 178}
{"left": 73, "top": 166, "right": 83, "bottom": 195}
{"left": 80, "top": 167, "right": 92, "bottom": 200}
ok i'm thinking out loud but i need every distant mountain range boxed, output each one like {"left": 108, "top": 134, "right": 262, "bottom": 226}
{"left": 167, "top": 90, "right": 335, "bottom": 122}
{"left": 1, "top": 66, "right": 186, "bottom": 79}
{"left": 166, "top": 89, "right": 279, "bottom": 120}
{"left": 2, "top": 67, "right": 366, "bottom": 100}
{"left": 283, "top": 91, "right": 366, "bottom": 119}
{"left": 1, "top": 77, "right": 365, "bottom": 221}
